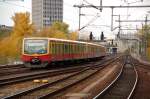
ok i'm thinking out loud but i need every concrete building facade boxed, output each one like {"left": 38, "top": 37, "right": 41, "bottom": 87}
{"left": 32, "top": 0, "right": 63, "bottom": 29}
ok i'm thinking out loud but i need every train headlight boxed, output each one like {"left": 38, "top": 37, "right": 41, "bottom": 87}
{"left": 31, "top": 58, "right": 41, "bottom": 64}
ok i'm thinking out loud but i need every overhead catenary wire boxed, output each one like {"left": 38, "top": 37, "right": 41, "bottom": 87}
{"left": 79, "top": 14, "right": 101, "bottom": 30}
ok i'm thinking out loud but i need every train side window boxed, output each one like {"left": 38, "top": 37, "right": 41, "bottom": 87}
{"left": 50, "top": 42, "right": 52, "bottom": 54}
{"left": 56, "top": 42, "right": 58, "bottom": 55}
{"left": 64, "top": 43, "right": 67, "bottom": 54}
{"left": 69, "top": 43, "right": 70, "bottom": 54}
{"left": 61, "top": 43, "right": 63, "bottom": 54}
{"left": 75, "top": 44, "right": 77, "bottom": 54}
{"left": 62, "top": 43, "right": 64, "bottom": 54}
{"left": 65, "top": 43, "right": 67, "bottom": 54}
{"left": 55, "top": 42, "right": 57, "bottom": 54}
{"left": 59, "top": 43, "right": 61, "bottom": 54}
{"left": 78, "top": 44, "right": 79, "bottom": 54}
{"left": 80, "top": 44, "right": 81, "bottom": 53}
{"left": 81, "top": 44, "right": 82, "bottom": 53}
{"left": 59, "top": 42, "right": 62, "bottom": 54}
{"left": 59, "top": 42, "right": 61, "bottom": 54}
{"left": 73, "top": 44, "right": 75, "bottom": 54}
{"left": 63, "top": 43, "right": 65, "bottom": 54}
{"left": 74, "top": 44, "right": 76, "bottom": 54}
{"left": 53, "top": 41, "right": 56, "bottom": 54}
{"left": 55, "top": 42, "right": 58, "bottom": 55}
{"left": 83, "top": 44, "right": 84, "bottom": 53}
{"left": 74, "top": 43, "right": 76, "bottom": 54}
{"left": 52, "top": 41, "right": 54, "bottom": 54}
{"left": 57, "top": 42, "right": 60, "bottom": 55}
{"left": 58, "top": 42, "right": 60, "bottom": 54}
{"left": 80, "top": 44, "right": 82, "bottom": 53}
{"left": 77, "top": 44, "right": 78, "bottom": 54}
{"left": 67, "top": 43, "right": 69, "bottom": 54}
{"left": 70, "top": 43, "right": 72, "bottom": 54}
{"left": 49, "top": 41, "right": 51, "bottom": 54}
{"left": 54, "top": 41, "right": 57, "bottom": 54}
{"left": 68, "top": 43, "right": 70, "bottom": 54}
{"left": 72, "top": 43, "right": 73, "bottom": 54}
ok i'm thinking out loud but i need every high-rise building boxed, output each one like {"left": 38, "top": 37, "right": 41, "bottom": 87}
{"left": 32, "top": 0, "right": 63, "bottom": 29}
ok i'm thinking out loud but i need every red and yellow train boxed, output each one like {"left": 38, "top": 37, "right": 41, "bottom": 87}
{"left": 22, "top": 37, "right": 106, "bottom": 68}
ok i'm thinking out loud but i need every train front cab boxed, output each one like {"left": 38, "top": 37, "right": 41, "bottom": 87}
{"left": 22, "top": 38, "right": 51, "bottom": 68}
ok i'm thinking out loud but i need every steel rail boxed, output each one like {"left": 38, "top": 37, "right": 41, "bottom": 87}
{"left": 0, "top": 55, "right": 119, "bottom": 86}
{"left": 2, "top": 68, "right": 90, "bottom": 99}
{"left": 93, "top": 58, "right": 138, "bottom": 99}
{"left": 37, "top": 68, "right": 100, "bottom": 99}
{"left": 38, "top": 56, "right": 122, "bottom": 99}
{"left": 93, "top": 59, "right": 124, "bottom": 99}
{"left": 2, "top": 56, "right": 121, "bottom": 99}
{"left": 0, "top": 66, "right": 86, "bottom": 86}
{"left": 127, "top": 63, "right": 138, "bottom": 99}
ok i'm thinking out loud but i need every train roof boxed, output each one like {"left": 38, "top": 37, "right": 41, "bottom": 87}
{"left": 23, "top": 37, "right": 105, "bottom": 48}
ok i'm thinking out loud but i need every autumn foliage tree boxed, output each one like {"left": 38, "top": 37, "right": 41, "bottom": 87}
{"left": 69, "top": 31, "right": 78, "bottom": 40}
{"left": 37, "top": 21, "right": 79, "bottom": 40}
{"left": 137, "top": 25, "right": 150, "bottom": 60}
{"left": 12, "top": 12, "right": 34, "bottom": 37}
{"left": 0, "top": 12, "right": 34, "bottom": 64}
{"left": 37, "top": 21, "right": 69, "bottom": 39}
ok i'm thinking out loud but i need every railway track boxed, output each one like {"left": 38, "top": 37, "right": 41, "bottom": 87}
{"left": 0, "top": 54, "right": 115, "bottom": 78}
{"left": 94, "top": 56, "right": 138, "bottom": 99}
{"left": 130, "top": 56, "right": 150, "bottom": 99}
{"left": 0, "top": 64, "right": 30, "bottom": 76}
{"left": 0, "top": 55, "right": 119, "bottom": 86}
{"left": 0, "top": 64, "right": 23, "bottom": 69}
{"left": 3, "top": 67, "right": 99, "bottom": 99}
{"left": 0, "top": 56, "right": 121, "bottom": 99}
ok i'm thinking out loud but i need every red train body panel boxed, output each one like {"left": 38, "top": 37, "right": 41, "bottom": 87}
{"left": 22, "top": 38, "right": 106, "bottom": 68}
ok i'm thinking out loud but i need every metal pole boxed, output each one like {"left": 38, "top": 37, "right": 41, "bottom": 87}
{"left": 111, "top": 7, "right": 114, "bottom": 31}
{"left": 145, "top": 15, "right": 148, "bottom": 56}
{"left": 118, "top": 15, "right": 121, "bottom": 37}
{"left": 100, "top": 0, "right": 103, "bottom": 12}
{"left": 79, "top": 7, "right": 81, "bottom": 30}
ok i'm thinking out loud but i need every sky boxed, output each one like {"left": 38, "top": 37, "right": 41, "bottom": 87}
{"left": 0, "top": 0, "right": 150, "bottom": 39}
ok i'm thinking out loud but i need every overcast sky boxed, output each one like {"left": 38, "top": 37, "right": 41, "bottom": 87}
{"left": 0, "top": 0, "right": 150, "bottom": 39}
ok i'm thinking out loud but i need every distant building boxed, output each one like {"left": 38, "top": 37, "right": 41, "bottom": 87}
{"left": 32, "top": 0, "right": 63, "bottom": 29}
{"left": 0, "top": 25, "right": 12, "bottom": 30}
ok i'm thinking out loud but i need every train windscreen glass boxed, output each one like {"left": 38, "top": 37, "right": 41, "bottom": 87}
{"left": 24, "top": 39, "right": 48, "bottom": 54}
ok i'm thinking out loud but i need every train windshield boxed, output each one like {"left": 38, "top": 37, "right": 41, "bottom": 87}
{"left": 24, "top": 39, "right": 48, "bottom": 54}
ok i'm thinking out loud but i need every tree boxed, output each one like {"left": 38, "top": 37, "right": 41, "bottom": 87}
{"left": 37, "top": 21, "right": 69, "bottom": 39}
{"left": 0, "top": 12, "right": 34, "bottom": 64}
{"left": 69, "top": 31, "right": 78, "bottom": 40}
{"left": 12, "top": 12, "right": 35, "bottom": 37}
{"left": 137, "top": 24, "right": 150, "bottom": 60}
{"left": 51, "top": 21, "right": 69, "bottom": 34}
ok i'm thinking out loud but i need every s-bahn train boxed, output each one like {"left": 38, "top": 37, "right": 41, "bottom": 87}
{"left": 22, "top": 37, "right": 106, "bottom": 68}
